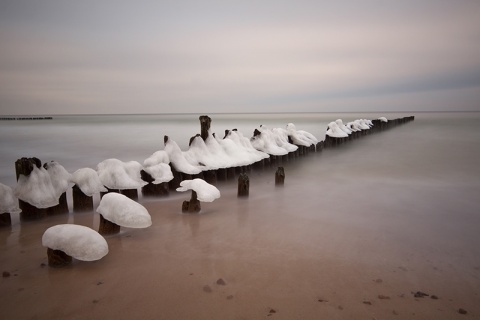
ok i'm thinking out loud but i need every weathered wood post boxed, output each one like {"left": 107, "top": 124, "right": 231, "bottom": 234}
{"left": 275, "top": 167, "right": 285, "bottom": 186}
{"left": 0, "top": 212, "right": 11, "bottom": 227}
{"left": 15, "top": 157, "right": 47, "bottom": 220}
{"left": 140, "top": 170, "right": 169, "bottom": 197}
{"left": 98, "top": 214, "right": 121, "bottom": 235}
{"left": 47, "top": 248, "right": 72, "bottom": 267}
{"left": 120, "top": 189, "right": 138, "bottom": 201}
{"left": 199, "top": 115, "right": 212, "bottom": 141}
{"left": 238, "top": 173, "right": 249, "bottom": 197}
{"left": 182, "top": 190, "right": 201, "bottom": 213}
{"left": 72, "top": 185, "right": 93, "bottom": 212}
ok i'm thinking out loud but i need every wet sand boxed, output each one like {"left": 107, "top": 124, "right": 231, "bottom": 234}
{"left": 2, "top": 126, "right": 480, "bottom": 319}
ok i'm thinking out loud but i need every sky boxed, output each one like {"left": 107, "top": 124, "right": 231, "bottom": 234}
{"left": 0, "top": 0, "right": 479, "bottom": 115}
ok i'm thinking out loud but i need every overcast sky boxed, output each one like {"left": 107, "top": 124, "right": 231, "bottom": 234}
{"left": 1, "top": 0, "right": 479, "bottom": 115}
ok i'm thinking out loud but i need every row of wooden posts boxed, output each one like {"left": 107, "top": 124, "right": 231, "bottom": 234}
{"left": 0, "top": 115, "right": 414, "bottom": 226}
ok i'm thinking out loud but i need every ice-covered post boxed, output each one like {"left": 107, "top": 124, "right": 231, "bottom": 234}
{"left": 0, "top": 183, "right": 21, "bottom": 227}
{"left": 199, "top": 115, "right": 212, "bottom": 141}
{"left": 238, "top": 173, "right": 249, "bottom": 197}
{"left": 275, "top": 167, "right": 285, "bottom": 186}
{"left": 140, "top": 170, "right": 169, "bottom": 197}
{"left": 15, "top": 157, "right": 47, "bottom": 220}
{"left": 70, "top": 168, "right": 107, "bottom": 212}
{"left": 43, "top": 161, "right": 69, "bottom": 215}
{"left": 96, "top": 193, "right": 152, "bottom": 235}
{"left": 177, "top": 179, "right": 220, "bottom": 214}
{"left": 42, "top": 224, "right": 108, "bottom": 267}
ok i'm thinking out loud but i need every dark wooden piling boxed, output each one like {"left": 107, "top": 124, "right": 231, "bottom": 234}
{"left": 203, "top": 170, "right": 217, "bottom": 185}
{"left": 100, "top": 187, "right": 119, "bottom": 198}
{"left": 120, "top": 189, "right": 138, "bottom": 201}
{"left": 15, "top": 157, "right": 47, "bottom": 220}
{"left": 98, "top": 214, "right": 121, "bottom": 235}
{"left": 47, "top": 248, "right": 72, "bottom": 267}
{"left": 47, "top": 192, "right": 69, "bottom": 215}
{"left": 182, "top": 190, "right": 201, "bottom": 213}
{"left": 199, "top": 115, "right": 212, "bottom": 141}
{"left": 238, "top": 173, "right": 249, "bottom": 197}
{"left": 0, "top": 212, "right": 12, "bottom": 227}
{"left": 140, "top": 170, "right": 169, "bottom": 197}
{"left": 72, "top": 184, "right": 94, "bottom": 212}
{"left": 275, "top": 167, "right": 285, "bottom": 186}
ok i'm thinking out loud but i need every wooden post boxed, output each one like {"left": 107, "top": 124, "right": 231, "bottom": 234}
{"left": 72, "top": 184, "right": 93, "bottom": 212}
{"left": 47, "top": 248, "right": 72, "bottom": 267}
{"left": 275, "top": 167, "right": 285, "bottom": 186}
{"left": 238, "top": 173, "right": 249, "bottom": 197}
{"left": 182, "top": 190, "right": 201, "bottom": 213}
{"left": 0, "top": 212, "right": 12, "bottom": 227}
{"left": 199, "top": 115, "right": 212, "bottom": 141}
{"left": 98, "top": 214, "right": 121, "bottom": 235}
{"left": 47, "top": 192, "right": 69, "bottom": 215}
{"left": 203, "top": 170, "right": 217, "bottom": 185}
{"left": 140, "top": 170, "right": 169, "bottom": 197}
{"left": 120, "top": 189, "right": 138, "bottom": 201}
{"left": 15, "top": 157, "right": 47, "bottom": 220}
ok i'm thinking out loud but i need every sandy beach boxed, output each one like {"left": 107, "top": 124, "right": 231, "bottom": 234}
{"left": 2, "top": 124, "right": 480, "bottom": 320}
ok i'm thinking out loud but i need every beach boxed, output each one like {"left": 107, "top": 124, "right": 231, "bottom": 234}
{"left": 2, "top": 115, "right": 480, "bottom": 319}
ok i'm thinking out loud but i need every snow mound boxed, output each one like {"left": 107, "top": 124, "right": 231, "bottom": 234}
{"left": 14, "top": 166, "right": 59, "bottom": 208}
{"left": 164, "top": 138, "right": 202, "bottom": 174}
{"left": 144, "top": 163, "right": 174, "bottom": 184}
{"left": 378, "top": 117, "right": 388, "bottom": 122}
{"left": 97, "top": 159, "right": 147, "bottom": 190}
{"left": 326, "top": 122, "right": 349, "bottom": 138}
{"left": 70, "top": 168, "right": 107, "bottom": 196}
{"left": 176, "top": 178, "right": 220, "bottom": 202}
{"left": 42, "top": 224, "right": 108, "bottom": 261}
{"left": 97, "top": 193, "right": 152, "bottom": 228}
{"left": 0, "top": 183, "right": 21, "bottom": 214}
{"left": 43, "top": 161, "right": 71, "bottom": 197}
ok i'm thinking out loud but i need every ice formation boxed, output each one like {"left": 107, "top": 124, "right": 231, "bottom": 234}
{"left": 335, "top": 119, "right": 352, "bottom": 135}
{"left": 176, "top": 178, "right": 221, "bottom": 202}
{"left": 14, "top": 166, "right": 59, "bottom": 208}
{"left": 42, "top": 224, "right": 108, "bottom": 261}
{"left": 0, "top": 183, "right": 21, "bottom": 214}
{"left": 326, "top": 122, "right": 349, "bottom": 138}
{"left": 286, "top": 123, "right": 318, "bottom": 147}
{"left": 43, "top": 161, "right": 71, "bottom": 198}
{"left": 220, "top": 130, "right": 269, "bottom": 166}
{"left": 70, "top": 168, "right": 107, "bottom": 196}
{"left": 378, "top": 117, "right": 388, "bottom": 123}
{"left": 97, "top": 193, "right": 152, "bottom": 228}
{"left": 97, "top": 159, "right": 147, "bottom": 190}
{"left": 250, "top": 126, "right": 290, "bottom": 156}
{"left": 164, "top": 138, "right": 202, "bottom": 174}
{"left": 143, "top": 150, "right": 174, "bottom": 183}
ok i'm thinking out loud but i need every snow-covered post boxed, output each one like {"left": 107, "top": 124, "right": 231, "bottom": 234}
{"left": 140, "top": 170, "right": 169, "bottom": 197}
{"left": 43, "top": 161, "right": 70, "bottom": 215}
{"left": 177, "top": 179, "right": 220, "bottom": 213}
{"left": 96, "top": 193, "right": 152, "bottom": 235}
{"left": 70, "top": 168, "right": 107, "bottom": 212}
{"left": 275, "top": 167, "right": 285, "bottom": 186}
{"left": 0, "top": 183, "right": 21, "bottom": 227}
{"left": 14, "top": 157, "right": 47, "bottom": 219}
{"left": 97, "top": 159, "right": 147, "bottom": 201}
{"left": 42, "top": 224, "right": 108, "bottom": 267}
{"left": 238, "top": 173, "right": 249, "bottom": 197}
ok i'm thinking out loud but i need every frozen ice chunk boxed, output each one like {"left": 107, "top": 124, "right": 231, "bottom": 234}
{"left": 97, "top": 159, "right": 147, "bottom": 190}
{"left": 326, "top": 122, "right": 349, "bottom": 138}
{"left": 14, "top": 166, "right": 59, "bottom": 208}
{"left": 176, "top": 178, "right": 220, "bottom": 202}
{"left": 378, "top": 117, "right": 388, "bottom": 122}
{"left": 0, "top": 183, "right": 21, "bottom": 214}
{"left": 335, "top": 119, "right": 352, "bottom": 135}
{"left": 143, "top": 150, "right": 170, "bottom": 167}
{"left": 250, "top": 126, "right": 289, "bottom": 156}
{"left": 164, "top": 138, "right": 202, "bottom": 174}
{"left": 286, "top": 123, "right": 318, "bottom": 147}
{"left": 97, "top": 193, "right": 152, "bottom": 228}
{"left": 70, "top": 168, "right": 108, "bottom": 196}
{"left": 44, "top": 161, "right": 72, "bottom": 197}
{"left": 42, "top": 224, "right": 108, "bottom": 261}
{"left": 144, "top": 163, "right": 174, "bottom": 184}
